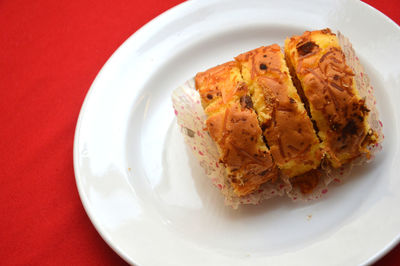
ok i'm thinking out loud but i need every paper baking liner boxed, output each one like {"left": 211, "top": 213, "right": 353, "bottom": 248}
{"left": 171, "top": 32, "right": 383, "bottom": 208}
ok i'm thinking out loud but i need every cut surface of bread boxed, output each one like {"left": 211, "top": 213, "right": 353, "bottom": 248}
{"left": 235, "top": 45, "right": 322, "bottom": 177}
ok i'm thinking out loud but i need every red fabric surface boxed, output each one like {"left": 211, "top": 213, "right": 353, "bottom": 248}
{"left": 0, "top": 0, "right": 398, "bottom": 265}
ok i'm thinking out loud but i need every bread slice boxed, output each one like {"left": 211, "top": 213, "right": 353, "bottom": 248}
{"left": 195, "top": 61, "right": 278, "bottom": 196}
{"left": 235, "top": 45, "right": 322, "bottom": 178}
{"left": 284, "top": 29, "right": 376, "bottom": 168}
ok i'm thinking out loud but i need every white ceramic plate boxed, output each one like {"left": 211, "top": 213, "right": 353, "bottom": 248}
{"left": 73, "top": 0, "right": 400, "bottom": 265}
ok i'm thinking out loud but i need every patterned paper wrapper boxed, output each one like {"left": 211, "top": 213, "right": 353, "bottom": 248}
{"left": 171, "top": 32, "right": 383, "bottom": 208}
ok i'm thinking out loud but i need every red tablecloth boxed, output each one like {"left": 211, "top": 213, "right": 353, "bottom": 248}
{"left": 0, "top": 0, "right": 398, "bottom": 265}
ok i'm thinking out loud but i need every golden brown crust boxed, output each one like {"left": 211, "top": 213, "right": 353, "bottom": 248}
{"left": 195, "top": 61, "right": 247, "bottom": 111}
{"left": 207, "top": 104, "right": 261, "bottom": 164}
{"left": 235, "top": 44, "right": 282, "bottom": 82}
{"left": 284, "top": 28, "right": 371, "bottom": 168}
{"left": 235, "top": 45, "right": 322, "bottom": 177}
{"left": 196, "top": 62, "right": 277, "bottom": 196}
{"left": 206, "top": 103, "right": 277, "bottom": 196}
